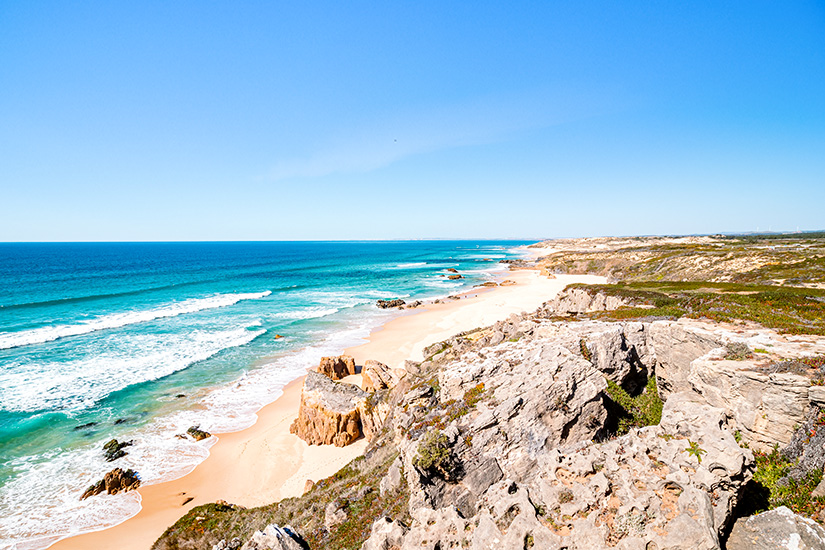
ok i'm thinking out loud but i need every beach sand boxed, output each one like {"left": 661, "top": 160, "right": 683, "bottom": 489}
{"left": 51, "top": 269, "right": 604, "bottom": 550}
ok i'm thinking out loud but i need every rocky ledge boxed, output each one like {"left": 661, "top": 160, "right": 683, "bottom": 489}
{"left": 155, "top": 287, "right": 825, "bottom": 550}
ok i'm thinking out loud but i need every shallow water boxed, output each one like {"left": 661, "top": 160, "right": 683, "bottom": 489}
{"left": 0, "top": 241, "right": 529, "bottom": 549}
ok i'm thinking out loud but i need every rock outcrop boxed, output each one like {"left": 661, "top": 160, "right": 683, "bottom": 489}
{"left": 538, "top": 286, "right": 631, "bottom": 316}
{"left": 290, "top": 371, "right": 368, "bottom": 447}
{"left": 317, "top": 355, "right": 356, "bottom": 380}
{"left": 80, "top": 467, "right": 141, "bottom": 500}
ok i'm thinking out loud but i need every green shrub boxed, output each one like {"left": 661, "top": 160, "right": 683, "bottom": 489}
{"left": 605, "top": 376, "right": 663, "bottom": 435}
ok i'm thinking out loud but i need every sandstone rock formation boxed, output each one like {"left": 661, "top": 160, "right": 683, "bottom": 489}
{"left": 317, "top": 355, "right": 356, "bottom": 380}
{"left": 361, "top": 359, "right": 399, "bottom": 392}
{"left": 80, "top": 467, "right": 141, "bottom": 500}
{"left": 447, "top": 274, "right": 463, "bottom": 280}
{"left": 290, "top": 371, "right": 368, "bottom": 447}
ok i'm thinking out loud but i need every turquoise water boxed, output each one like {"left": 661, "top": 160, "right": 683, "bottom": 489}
{"left": 0, "top": 241, "right": 529, "bottom": 549}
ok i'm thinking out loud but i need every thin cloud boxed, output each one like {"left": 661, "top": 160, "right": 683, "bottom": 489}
{"left": 265, "top": 86, "right": 619, "bottom": 181}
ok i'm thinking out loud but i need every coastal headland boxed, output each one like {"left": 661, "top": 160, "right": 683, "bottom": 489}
{"left": 51, "top": 263, "right": 605, "bottom": 550}
{"left": 51, "top": 234, "right": 825, "bottom": 549}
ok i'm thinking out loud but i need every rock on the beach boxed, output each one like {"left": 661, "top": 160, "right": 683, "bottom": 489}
{"left": 290, "top": 371, "right": 368, "bottom": 447}
{"left": 317, "top": 355, "right": 356, "bottom": 380}
{"left": 80, "top": 467, "right": 141, "bottom": 500}
{"left": 727, "top": 506, "right": 825, "bottom": 550}
{"left": 362, "top": 359, "right": 399, "bottom": 392}
{"left": 499, "top": 279, "right": 516, "bottom": 286}
{"left": 376, "top": 299, "right": 406, "bottom": 309}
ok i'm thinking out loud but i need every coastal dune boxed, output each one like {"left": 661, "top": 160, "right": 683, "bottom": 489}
{"left": 51, "top": 268, "right": 604, "bottom": 550}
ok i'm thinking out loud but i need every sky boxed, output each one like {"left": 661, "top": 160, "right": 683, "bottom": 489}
{"left": 1, "top": 1, "right": 823, "bottom": 241}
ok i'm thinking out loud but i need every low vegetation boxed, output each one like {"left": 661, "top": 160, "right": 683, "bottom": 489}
{"left": 153, "top": 445, "right": 409, "bottom": 550}
{"left": 571, "top": 281, "right": 825, "bottom": 335}
{"left": 604, "top": 376, "right": 663, "bottom": 435}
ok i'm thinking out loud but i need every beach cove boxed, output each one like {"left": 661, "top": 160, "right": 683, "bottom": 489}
{"left": 49, "top": 269, "right": 606, "bottom": 550}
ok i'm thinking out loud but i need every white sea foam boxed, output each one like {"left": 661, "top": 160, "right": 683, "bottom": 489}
{"left": 0, "top": 326, "right": 266, "bottom": 413}
{"left": 0, "top": 291, "right": 271, "bottom": 351}
{"left": 392, "top": 262, "right": 427, "bottom": 268}
{"left": 0, "top": 313, "right": 391, "bottom": 550}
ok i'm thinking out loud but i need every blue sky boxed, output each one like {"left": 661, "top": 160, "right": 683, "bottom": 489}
{"left": 1, "top": 1, "right": 823, "bottom": 241}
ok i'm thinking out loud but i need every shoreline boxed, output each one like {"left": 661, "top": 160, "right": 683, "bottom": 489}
{"left": 49, "top": 267, "right": 605, "bottom": 550}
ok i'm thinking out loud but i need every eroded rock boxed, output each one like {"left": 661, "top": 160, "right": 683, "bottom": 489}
{"left": 80, "top": 467, "right": 141, "bottom": 500}
{"left": 317, "top": 355, "right": 356, "bottom": 380}
{"left": 290, "top": 371, "right": 368, "bottom": 447}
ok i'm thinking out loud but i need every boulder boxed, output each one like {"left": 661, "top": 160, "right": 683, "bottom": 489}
{"left": 446, "top": 268, "right": 459, "bottom": 273}
{"left": 239, "top": 525, "right": 305, "bottom": 550}
{"left": 499, "top": 279, "right": 516, "bottom": 286}
{"left": 362, "top": 359, "right": 399, "bottom": 392}
{"left": 317, "top": 355, "right": 356, "bottom": 380}
{"left": 447, "top": 274, "right": 463, "bottom": 280}
{"left": 290, "top": 371, "right": 368, "bottom": 447}
{"left": 80, "top": 468, "right": 141, "bottom": 500}
{"left": 727, "top": 506, "right": 825, "bottom": 550}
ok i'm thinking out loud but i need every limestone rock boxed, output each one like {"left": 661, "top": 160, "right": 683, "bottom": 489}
{"left": 324, "top": 500, "right": 348, "bottom": 530}
{"left": 648, "top": 321, "right": 721, "bottom": 398}
{"left": 240, "top": 524, "right": 304, "bottom": 550}
{"left": 290, "top": 371, "right": 368, "bottom": 447}
{"left": 362, "top": 359, "right": 399, "bottom": 392}
{"left": 361, "top": 517, "right": 408, "bottom": 550}
{"left": 539, "top": 287, "right": 629, "bottom": 316}
{"left": 727, "top": 506, "right": 825, "bottom": 550}
{"left": 499, "top": 279, "right": 516, "bottom": 286}
{"left": 80, "top": 467, "right": 141, "bottom": 500}
{"left": 687, "top": 356, "right": 812, "bottom": 452}
{"left": 317, "top": 355, "right": 356, "bottom": 380}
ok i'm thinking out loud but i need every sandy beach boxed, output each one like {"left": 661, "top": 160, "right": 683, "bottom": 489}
{"left": 51, "top": 268, "right": 605, "bottom": 550}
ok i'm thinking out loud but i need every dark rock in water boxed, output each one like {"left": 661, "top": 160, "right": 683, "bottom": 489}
{"left": 447, "top": 274, "right": 463, "bottom": 280}
{"left": 102, "top": 438, "right": 134, "bottom": 462}
{"left": 187, "top": 426, "right": 211, "bottom": 441}
{"left": 73, "top": 422, "right": 98, "bottom": 431}
{"left": 376, "top": 299, "right": 406, "bottom": 309}
{"left": 114, "top": 417, "right": 136, "bottom": 425}
{"left": 175, "top": 393, "right": 186, "bottom": 398}
{"left": 80, "top": 467, "right": 141, "bottom": 500}
{"left": 446, "top": 268, "right": 459, "bottom": 273}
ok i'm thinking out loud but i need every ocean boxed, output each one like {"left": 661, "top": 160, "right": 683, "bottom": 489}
{"left": 0, "top": 240, "right": 530, "bottom": 549}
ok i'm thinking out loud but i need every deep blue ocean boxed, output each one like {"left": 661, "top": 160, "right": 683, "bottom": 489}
{"left": 0, "top": 241, "right": 529, "bottom": 549}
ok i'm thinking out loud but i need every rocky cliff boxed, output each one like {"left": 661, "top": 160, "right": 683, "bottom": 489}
{"left": 155, "top": 286, "right": 825, "bottom": 550}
